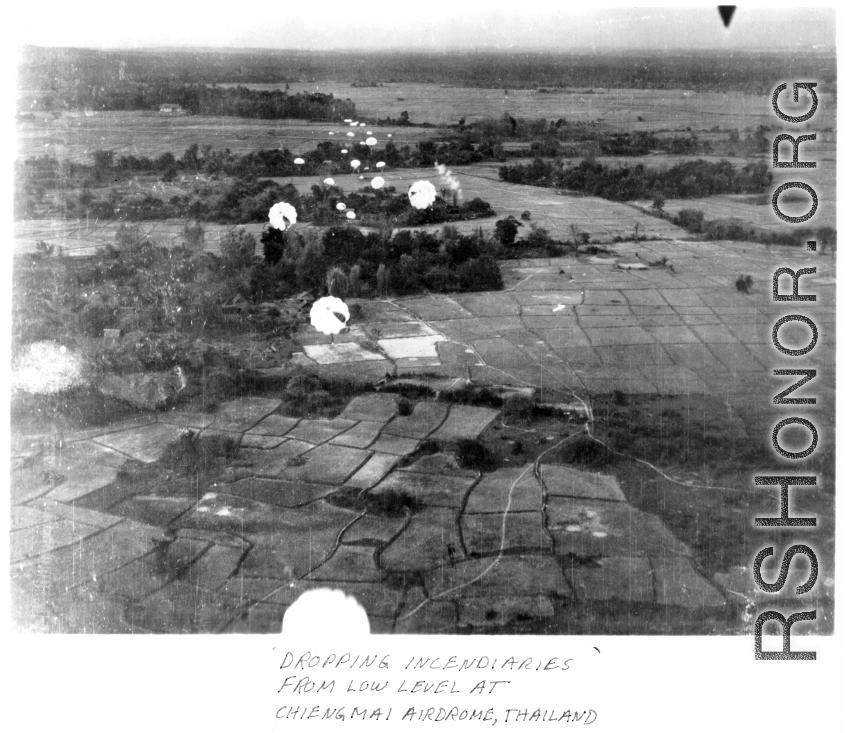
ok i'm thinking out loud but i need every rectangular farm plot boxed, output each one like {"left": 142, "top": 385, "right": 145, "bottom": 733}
{"left": 280, "top": 444, "right": 372, "bottom": 485}
{"left": 285, "top": 418, "right": 358, "bottom": 444}
{"left": 547, "top": 497, "right": 691, "bottom": 558}
{"left": 210, "top": 397, "right": 282, "bottom": 432}
{"left": 464, "top": 467, "right": 543, "bottom": 513}
{"left": 93, "top": 422, "right": 186, "bottom": 463}
{"left": 461, "top": 512, "right": 551, "bottom": 554}
{"left": 383, "top": 401, "right": 448, "bottom": 439}
{"left": 302, "top": 343, "right": 386, "bottom": 364}
{"left": 331, "top": 420, "right": 384, "bottom": 449}
{"left": 583, "top": 326, "right": 656, "bottom": 347}
{"left": 541, "top": 464, "right": 626, "bottom": 502}
{"left": 379, "top": 507, "right": 463, "bottom": 573}
{"left": 564, "top": 556, "right": 655, "bottom": 604}
{"left": 369, "top": 471, "right": 476, "bottom": 509}
{"left": 339, "top": 394, "right": 399, "bottom": 422}
{"left": 249, "top": 414, "right": 300, "bottom": 437}
{"left": 240, "top": 440, "right": 316, "bottom": 477}
{"left": 346, "top": 453, "right": 400, "bottom": 490}
{"left": 430, "top": 405, "right": 500, "bottom": 443}
{"left": 377, "top": 335, "right": 446, "bottom": 359}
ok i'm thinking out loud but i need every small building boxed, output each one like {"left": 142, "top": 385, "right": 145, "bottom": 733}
{"left": 159, "top": 103, "right": 184, "bottom": 114}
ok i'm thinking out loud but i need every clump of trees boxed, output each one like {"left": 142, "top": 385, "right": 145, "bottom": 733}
{"left": 253, "top": 225, "right": 503, "bottom": 299}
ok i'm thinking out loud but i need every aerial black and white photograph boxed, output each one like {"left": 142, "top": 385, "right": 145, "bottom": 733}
{"left": 7, "top": 3, "right": 837, "bottom": 645}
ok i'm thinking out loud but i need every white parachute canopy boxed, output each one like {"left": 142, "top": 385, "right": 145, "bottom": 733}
{"left": 408, "top": 180, "right": 437, "bottom": 210}
{"left": 350, "top": 159, "right": 361, "bottom": 169}
{"left": 365, "top": 137, "right": 378, "bottom": 146}
{"left": 293, "top": 157, "right": 305, "bottom": 165}
{"left": 347, "top": 131, "right": 355, "bottom": 137}
{"left": 346, "top": 211, "right": 356, "bottom": 220}
{"left": 371, "top": 176, "right": 385, "bottom": 190}
{"left": 336, "top": 202, "right": 347, "bottom": 211}
{"left": 323, "top": 177, "right": 335, "bottom": 186}
{"left": 268, "top": 201, "right": 298, "bottom": 230}
{"left": 376, "top": 161, "right": 386, "bottom": 169}
{"left": 310, "top": 296, "right": 350, "bottom": 336}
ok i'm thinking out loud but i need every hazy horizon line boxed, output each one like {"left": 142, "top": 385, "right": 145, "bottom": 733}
{"left": 22, "top": 43, "right": 838, "bottom": 55}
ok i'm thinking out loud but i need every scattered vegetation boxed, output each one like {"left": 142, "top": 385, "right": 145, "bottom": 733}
{"left": 735, "top": 275, "right": 754, "bottom": 294}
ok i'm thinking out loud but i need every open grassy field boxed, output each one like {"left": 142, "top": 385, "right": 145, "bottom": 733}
{"left": 220, "top": 82, "right": 838, "bottom": 131}
{"left": 15, "top": 112, "right": 438, "bottom": 164}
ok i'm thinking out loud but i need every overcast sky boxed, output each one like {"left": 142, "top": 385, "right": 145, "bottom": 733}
{"left": 11, "top": 3, "right": 837, "bottom": 52}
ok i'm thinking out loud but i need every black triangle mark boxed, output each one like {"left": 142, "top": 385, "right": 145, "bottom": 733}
{"left": 718, "top": 6, "right": 736, "bottom": 28}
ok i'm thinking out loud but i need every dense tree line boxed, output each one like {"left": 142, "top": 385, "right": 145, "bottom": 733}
{"left": 25, "top": 75, "right": 356, "bottom": 120}
{"left": 499, "top": 158, "right": 772, "bottom": 200}
{"left": 255, "top": 225, "right": 502, "bottom": 300}
{"left": 671, "top": 208, "right": 836, "bottom": 250}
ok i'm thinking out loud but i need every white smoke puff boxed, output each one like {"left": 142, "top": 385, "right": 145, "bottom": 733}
{"left": 346, "top": 211, "right": 356, "bottom": 220}
{"left": 310, "top": 296, "right": 349, "bottom": 336}
{"left": 435, "top": 161, "right": 463, "bottom": 201}
{"left": 365, "top": 137, "right": 378, "bottom": 146}
{"left": 371, "top": 176, "right": 385, "bottom": 189}
{"left": 336, "top": 202, "right": 347, "bottom": 211}
{"left": 282, "top": 588, "right": 370, "bottom": 636}
{"left": 12, "top": 341, "right": 86, "bottom": 395}
{"left": 323, "top": 177, "right": 335, "bottom": 186}
{"left": 269, "top": 201, "right": 297, "bottom": 230}
{"left": 408, "top": 180, "right": 437, "bottom": 209}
